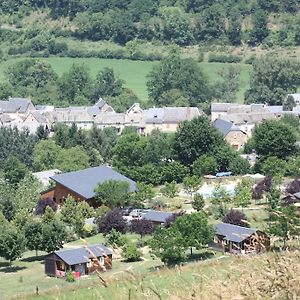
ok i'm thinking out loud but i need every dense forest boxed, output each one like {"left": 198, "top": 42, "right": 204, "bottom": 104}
{"left": 1, "top": 0, "right": 300, "bottom": 50}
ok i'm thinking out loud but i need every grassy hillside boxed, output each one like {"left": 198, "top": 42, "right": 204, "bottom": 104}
{"left": 0, "top": 58, "right": 251, "bottom": 103}
{"left": 28, "top": 250, "right": 300, "bottom": 300}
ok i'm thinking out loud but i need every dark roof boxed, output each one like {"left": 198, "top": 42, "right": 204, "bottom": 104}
{"left": 142, "top": 210, "right": 174, "bottom": 223}
{"left": 0, "top": 98, "right": 32, "bottom": 113}
{"left": 215, "top": 223, "right": 256, "bottom": 243}
{"left": 282, "top": 192, "right": 300, "bottom": 205}
{"left": 53, "top": 244, "right": 112, "bottom": 265}
{"left": 213, "top": 118, "right": 234, "bottom": 136}
{"left": 51, "top": 166, "right": 137, "bottom": 199}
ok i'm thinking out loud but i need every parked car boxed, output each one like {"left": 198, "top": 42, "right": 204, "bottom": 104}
{"left": 121, "top": 206, "right": 133, "bottom": 216}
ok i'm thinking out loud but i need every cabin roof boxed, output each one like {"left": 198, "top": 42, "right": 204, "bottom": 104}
{"left": 215, "top": 223, "right": 257, "bottom": 243}
{"left": 51, "top": 166, "right": 137, "bottom": 199}
{"left": 52, "top": 244, "right": 112, "bottom": 265}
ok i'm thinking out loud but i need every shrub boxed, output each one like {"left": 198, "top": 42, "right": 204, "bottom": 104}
{"left": 65, "top": 270, "right": 75, "bottom": 282}
{"left": 97, "top": 208, "right": 127, "bottom": 235}
{"left": 208, "top": 53, "right": 241, "bottom": 63}
{"left": 48, "top": 40, "right": 68, "bottom": 55}
{"left": 192, "top": 193, "right": 205, "bottom": 211}
{"left": 222, "top": 209, "right": 249, "bottom": 227}
{"left": 245, "top": 55, "right": 256, "bottom": 65}
{"left": 81, "top": 224, "right": 97, "bottom": 238}
{"left": 130, "top": 219, "right": 155, "bottom": 237}
{"left": 286, "top": 179, "right": 300, "bottom": 194}
{"left": 122, "top": 243, "right": 142, "bottom": 262}
{"left": 35, "top": 198, "right": 57, "bottom": 215}
{"left": 105, "top": 228, "right": 128, "bottom": 247}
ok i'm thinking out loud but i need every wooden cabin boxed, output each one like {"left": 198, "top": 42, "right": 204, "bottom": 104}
{"left": 44, "top": 244, "right": 112, "bottom": 277}
{"left": 213, "top": 223, "right": 270, "bottom": 254}
{"left": 40, "top": 166, "right": 137, "bottom": 208}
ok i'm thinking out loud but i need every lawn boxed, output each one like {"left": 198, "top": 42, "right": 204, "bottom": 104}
{"left": 0, "top": 233, "right": 163, "bottom": 300}
{"left": 0, "top": 231, "right": 221, "bottom": 299}
{"left": 0, "top": 57, "right": 251, "bottom": 103}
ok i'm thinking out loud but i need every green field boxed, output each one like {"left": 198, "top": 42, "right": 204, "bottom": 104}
{"left": 0, "top": 58, "right": 251, "bottom": 103}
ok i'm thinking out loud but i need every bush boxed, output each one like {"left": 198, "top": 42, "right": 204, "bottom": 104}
{"left": 97, "top": 208, "right": 127, "bottom": 234}
{"left": 222, "top": 209, "right": 249, "bottom": 227}
{"left": 48, "top": 40, "right": 68, "bottom": 55}
{"left": 65, "top": 270, "right": 75, "bottom": 282}
{"left": 208, "top": 53, "right": 241, "bottom": 63}
{"left": 198, "top": 51, "right": 204, "bottom": 62}
{"left": 130, "top": 219, "right": 155, "bottom": 237}
{"left": 81, "top": 224, "right": 97, "bottom": 238}
{"left": 122, "top": 243, "right": 142, "bottom": 262}
{"left": 105, "top": 228, "right": 128, "bottom": 247}
{"left": 245, "top": 55, "right": 256, "bottom": 65}
{"left": 35, "top": 198, "right": 57, "bottom": 215}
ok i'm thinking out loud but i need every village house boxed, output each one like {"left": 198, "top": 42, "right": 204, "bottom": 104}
{"left": 213, "top": 223, "right": 270, "bottom": 254}
{"left": 41, "top": 166, "right": 137, "bottom": 207}
{"left": 46, "top": 101, "right": 202, "bottom": 134}
{"left": 0, "top": 97, "right": 35, "bottom": 116}
{"left": 44, "top": 244, "right": 112, "bottom": 277}
{"left": 213, "top": 118, "right": 248, "bottom": 150}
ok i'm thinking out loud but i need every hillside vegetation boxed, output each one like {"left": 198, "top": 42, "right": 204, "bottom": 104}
{"left": 1, "top": 1, "right": 300, "bottom": 62}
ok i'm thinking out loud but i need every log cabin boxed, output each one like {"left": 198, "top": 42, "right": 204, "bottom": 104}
{"left": 44, "top": 244, "right": 112, "bottom": 277}
{"left": 213, "top": 223, "right": 270, "bottom": 254}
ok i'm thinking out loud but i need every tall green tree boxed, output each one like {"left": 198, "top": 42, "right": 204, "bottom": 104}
{"left": 24, "top": 220, "right": 44, "bottom": 256}
{"left": 33, "top": 140, "right": 62, "bottom": 171}
{"left": 59, "top": 63, "right": 92, "bottom": 104}
{"left": 54, "top": 146, "right": 90, "bottom": 172}
{"left": 0, "top": 224, "right": 26, "bottom": 265}
{"left": 160, "top": 181, "right": 179, "bottom": 199}
{"left": 4, "top": 156, "right": 28, "bottom": 187}
{"left": 172, "top": 212, "right": 213, "bottom": 255}
{"left": 213, "top": 66, "right": 241, "bottom": 103}
{"left": 5, "top": 59, "right": 59, "bottom": 104}
{"left": 268, "top": 206, "right": 300, "bottom": 247}
{"left": 245, "top": 57, "right": 300, "bottom": 105}
{"left": 174, "top": 116, "right": 224, "bottom": 166}
{"left": 183, "top": 175, "right": 202, "bottom": 199}
{"left": 253, "top": 119, "right": 297, "bottom": 159}
{"left": 91, "top": 67, "right": 123, "bottom": 101}
{"left": 95, "top": 180, "right": 130, "bottom": 208}
{"left": 149, "top": 226, "right": 187, "bottom": 264}
{"left": 248, "top": 9, "right": 269, "bottom": 45}
{"left": 41, "top": 220, "right": 67, "bottom": 253}
{"left": 147, "top": 54, "right": 210, "bottom": 107}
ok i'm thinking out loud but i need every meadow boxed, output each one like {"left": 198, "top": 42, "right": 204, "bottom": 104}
{"left": 0, "top": 58, "right": 251, "bottom": 103}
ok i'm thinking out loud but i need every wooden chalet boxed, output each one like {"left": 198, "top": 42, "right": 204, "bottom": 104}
{"left": 40, "top": 166, "right": 137, "bottom": 208}
{"left": 213, "top": 223, "right": 270, "bottom": 254}
{"left": 45, "top": 244, "right": 112, "bottom": 277}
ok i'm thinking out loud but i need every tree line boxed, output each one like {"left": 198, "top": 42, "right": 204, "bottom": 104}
{"left": 2, "top": 53, "right": 300, "bottom": 108}
{"left": 1, "top": 1, "right": 300, "bottom": 47}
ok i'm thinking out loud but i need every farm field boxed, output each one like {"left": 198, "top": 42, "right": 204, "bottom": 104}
{"left": 0, "top": 58, "right": 251, "bottom": 103}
